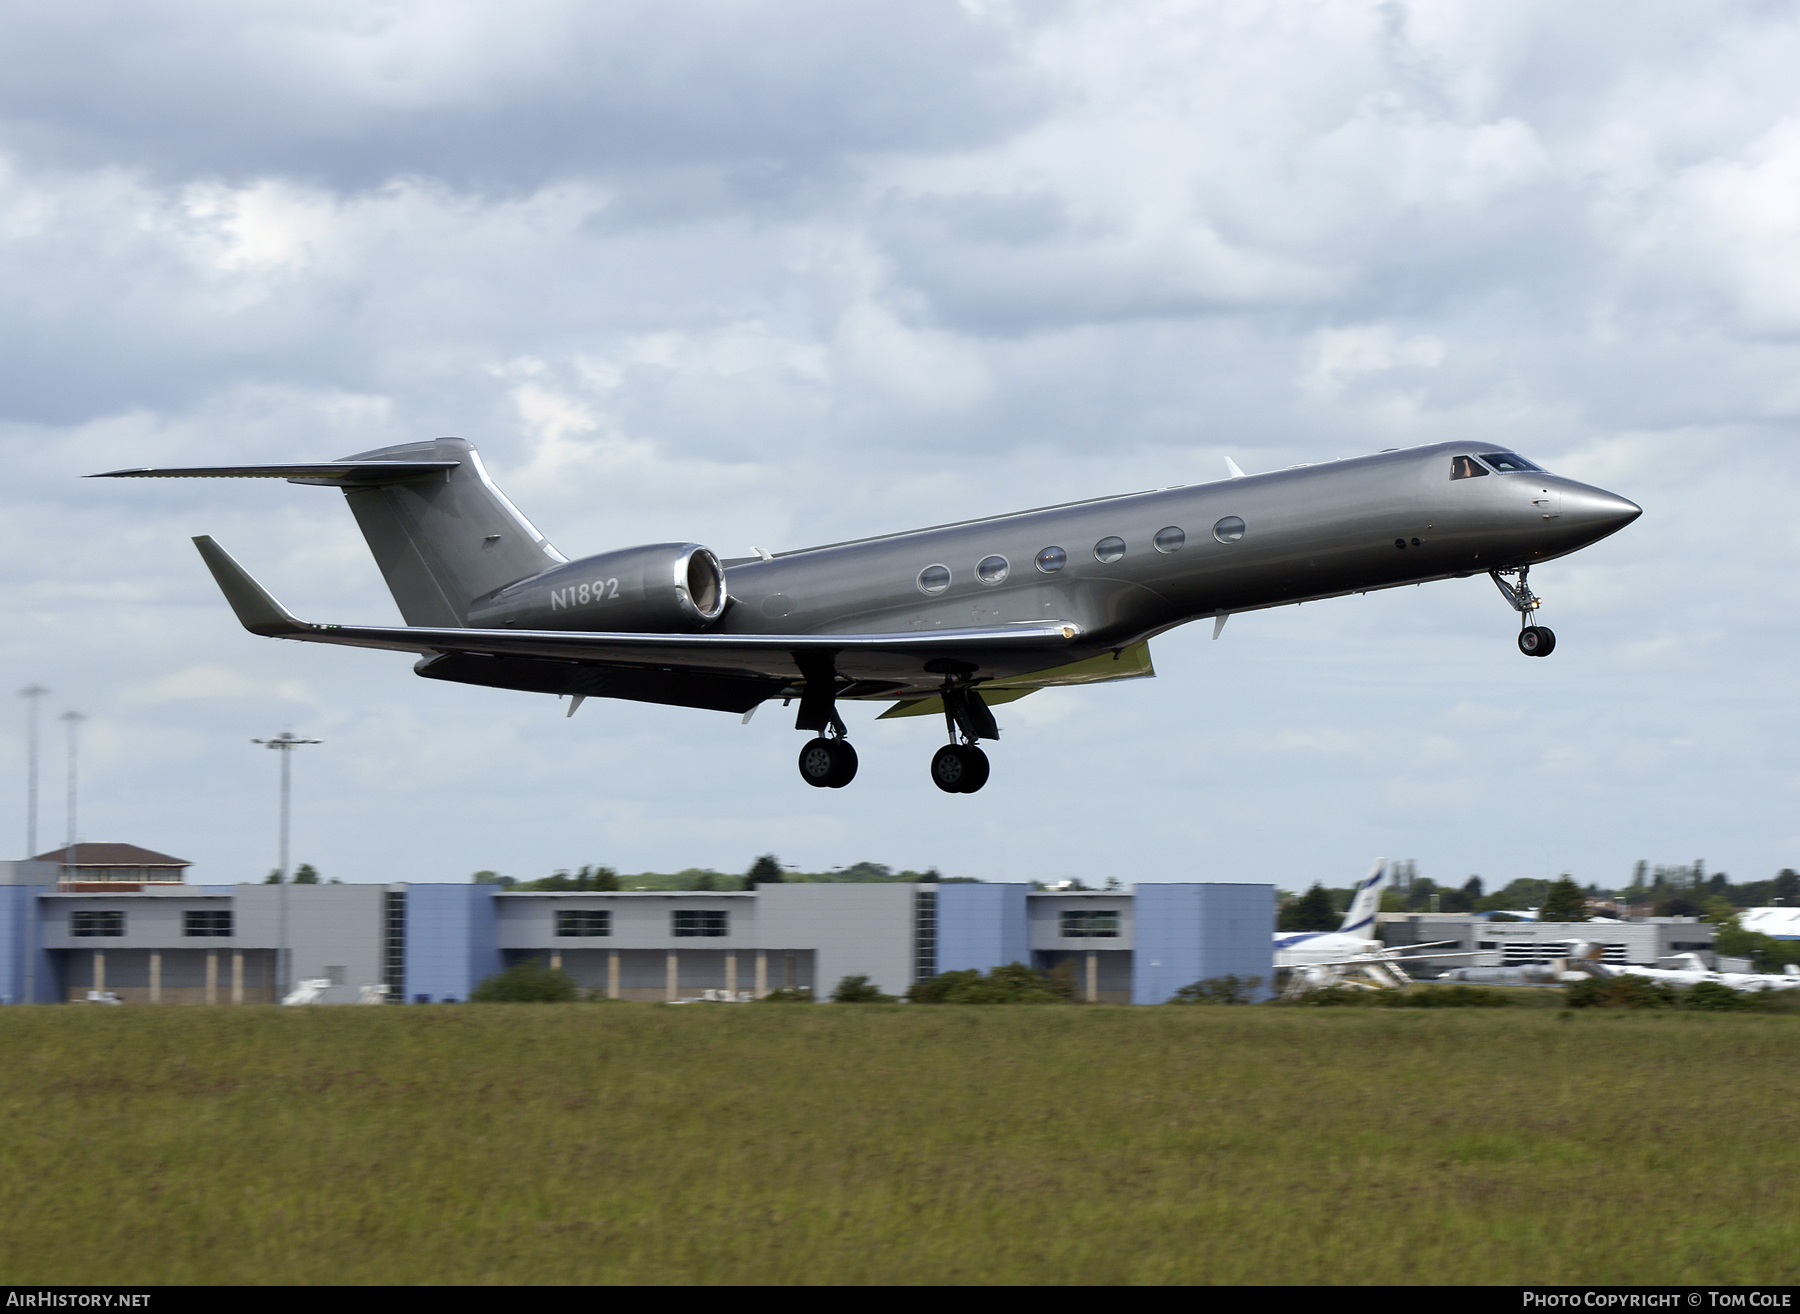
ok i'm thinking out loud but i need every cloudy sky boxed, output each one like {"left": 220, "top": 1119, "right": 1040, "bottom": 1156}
{"left": 3, "top": 0, "right": 1796, "bottom": 893}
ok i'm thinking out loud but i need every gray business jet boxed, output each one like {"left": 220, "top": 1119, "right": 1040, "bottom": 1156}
{"left": 94, "top": 440, "right": 1638, "bottom": 793}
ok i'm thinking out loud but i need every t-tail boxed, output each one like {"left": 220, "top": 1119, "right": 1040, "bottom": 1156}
{"left": 95, "top": 438, "right": 569, "bottom": 625}
{"left": 1337, "top": 859, "right": 1389, "bottom": 937}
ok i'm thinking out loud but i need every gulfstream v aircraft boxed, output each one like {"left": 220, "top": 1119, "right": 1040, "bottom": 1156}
{"left": 95, "top": 439, "right": 1639, "bottom": 792}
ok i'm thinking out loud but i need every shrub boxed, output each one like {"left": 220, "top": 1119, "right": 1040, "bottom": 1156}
{"left": 1565, "top": 975, "right": 1677, "bottom": 1010}
{"left": 1280, "top": 985, "right": 1376, "bottom": 1007}
{"left": 830, "top": 975, "right": 896, "bottom": 1004}
{"left": 907, "top": 963, "right": 1065, "bottom": 1005}
{"left": 755, "top": 987, "right": 813, "bottom": 1003}
{"left": 1169, "top": 975, "right": 1264, "bottom": 1005}
{"left": 1682, "top": 980, "right": 1744, "bottom": 1012}
{"left": 470, "top": 959, "right": 579, "bottom": 1003}
{"left": 1382, "top": 985, "right": 1513, "bottom": 1009}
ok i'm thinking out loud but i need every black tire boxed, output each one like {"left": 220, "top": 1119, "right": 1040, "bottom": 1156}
{"left": 797, "top": 737, "right": 836, "bottom": 787}
{"left": 957, "top": 745, "right": 991, "bottom": 793}
{"left": 826, "top": 740, "right": 859, "bottom": 788}
{"left": 930, "top": 744, "right": 969, "bottom": 793}
{"left": 1518, "top": 626, "right": 1548, "bottom": 657}
{"left": 1534, "top": 627, "right": 1556, "bottom": 656}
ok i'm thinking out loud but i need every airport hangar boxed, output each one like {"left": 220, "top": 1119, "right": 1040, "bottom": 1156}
{"left": 0, "top": 863, "right": 1274, "bottom": 1006}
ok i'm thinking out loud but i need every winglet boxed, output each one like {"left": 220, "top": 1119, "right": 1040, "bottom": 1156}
{"left": 191, "top": 537, "right": 307, "bottom": 636}
{"left": 1224, "top": 456, "right": 1247, "bottom": 479}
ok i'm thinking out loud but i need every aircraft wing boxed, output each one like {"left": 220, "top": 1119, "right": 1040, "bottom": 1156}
{"left": 1293, "top": 952, "right": 1486, "bottom": 967}
{"left": 192, "top": 536, "right": 1086, "bottom": 689}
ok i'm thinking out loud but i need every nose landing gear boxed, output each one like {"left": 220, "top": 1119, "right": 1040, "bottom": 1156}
{"left": 1517, "top": 625, "right": 1556, "bottom": 657}
{"left": 1491, "top": 567, "right": 1556, "bottom": 658}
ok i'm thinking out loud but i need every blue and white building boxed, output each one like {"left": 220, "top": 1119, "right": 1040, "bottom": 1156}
{"left": 0, "top": 870, "right": 1274, "bottom": 1006}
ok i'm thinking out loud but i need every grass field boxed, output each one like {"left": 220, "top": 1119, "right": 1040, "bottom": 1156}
{"left": 3, "top": 1003, "right": 1797, "bottom": 1285}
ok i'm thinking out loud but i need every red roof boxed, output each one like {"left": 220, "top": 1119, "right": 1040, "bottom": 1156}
{"left": 32, "top": 843, "right": 191, "bottom": 868}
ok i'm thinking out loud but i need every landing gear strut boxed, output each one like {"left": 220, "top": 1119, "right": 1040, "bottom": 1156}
{"left": 1491, "top": 567, "right": 1556, "bottom": 658}
{"left": 931, "top": 681, "right": 996, "bottom": 793}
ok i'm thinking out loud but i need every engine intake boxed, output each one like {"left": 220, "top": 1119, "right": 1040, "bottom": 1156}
{"left": 468, "top": 543, "right": 727, "bottom": 633}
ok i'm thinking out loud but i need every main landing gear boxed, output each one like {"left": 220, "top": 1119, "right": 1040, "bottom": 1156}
{"left": 931, "top": 743, "right": 990, "bottom": 794}
{"left": 797, "top": 731, "right": 858, "bottom": 788}
{"left": 930, "top": 681, "right": 997, "bottom": 794}
{"left": 1491, "top": 567, "right": 1556, "bottom": 658}
{"left": 788, "top": 669, "right": 1000, "bottom": 793}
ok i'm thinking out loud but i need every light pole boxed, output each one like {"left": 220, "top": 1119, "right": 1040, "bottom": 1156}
{"left": 18, "top": 685, "right": 47, "bottom": 857}
{"left": 254, "top": 731, "right": 322, "bottom": 997}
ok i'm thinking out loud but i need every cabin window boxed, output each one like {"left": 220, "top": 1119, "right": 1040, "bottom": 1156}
{"left": 917, "top": 564, "right": 951, "bottom": 595}
{"left": 1035, "top": 546, "right": 1066, "bottom": 573}
{"left": 1153, "top": 526, "right": 1185, "bottom": 553}
{"left": 1094, "top": 536, "right": 1126, "bottom": 564}
{"left": 1450, "top": 455, "right": 1489, "bottom": 480}
{"left": 1212, "top": 517, "right": 1245, "bottom": 544}
{"left": 1478, "top": 452, "right": 1544, "bottom": 473}
{"left": 976, "top": 555, "right": 1009, "bottom": 585}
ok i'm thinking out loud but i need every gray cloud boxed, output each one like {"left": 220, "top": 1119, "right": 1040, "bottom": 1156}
{"left": 2, "top": 2, "right": 1797, "bottom": 894}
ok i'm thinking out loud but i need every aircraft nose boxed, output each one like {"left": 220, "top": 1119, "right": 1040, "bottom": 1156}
{"left": 1562, "top": 485, "right": 1642, "bottom": 537}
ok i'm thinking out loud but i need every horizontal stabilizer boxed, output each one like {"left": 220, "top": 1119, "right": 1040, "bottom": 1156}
{"left": 92, "top": 461, "right": 458, "bottom": 487}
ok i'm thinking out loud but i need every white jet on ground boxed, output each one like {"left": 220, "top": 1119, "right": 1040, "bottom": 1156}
{"left": 1274, "top": 861, "right": 1475, "bottom": 996}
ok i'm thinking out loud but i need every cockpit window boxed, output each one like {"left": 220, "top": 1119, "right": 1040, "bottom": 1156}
{"left": 1478, "top": 452, "right": 1544, "bottom": 473}
{"left": 1450, "top": 455, "right": 1489, "bottom": 480}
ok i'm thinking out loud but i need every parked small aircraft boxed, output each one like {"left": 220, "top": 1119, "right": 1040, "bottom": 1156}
{"left": 95, "top": 439, "right": 1639, "bottom": 792}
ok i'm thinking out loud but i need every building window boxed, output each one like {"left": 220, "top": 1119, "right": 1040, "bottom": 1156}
{"left": 915, "top": 889, "right": 937, "bottom": 981}
{"left": 71, "top": 910, "right": 124, "bottom": 937}
{"left": 556, "top": 910, "right": 611, "bottom": 937}
{"left": 183, "top": 910, "right": 232, "bottom": 937}
{"left": 673, "top": 910, "right": 729, "bottom": 937}
{"left": 1061, "top": 910, "right": 1119, "bottom": 938}
{"left": 383, "top": 891, "right": 406, "bottom": 1003}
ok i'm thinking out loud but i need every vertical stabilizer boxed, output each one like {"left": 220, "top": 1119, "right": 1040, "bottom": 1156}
{"left": 1337, "top": 859, "right": 1389, "bottom": 937}
{"left": 335, "top": 439, "right": 566, "bottom": 625}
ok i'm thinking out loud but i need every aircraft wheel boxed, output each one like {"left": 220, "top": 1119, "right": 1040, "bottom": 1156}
{"left": 930, "top": 744, "right": 971, "bottom": 793}
{"left": 1518, "top": 626, "right": 1556, "bottom": 657}
{"left": 798, "top": 738, "right": 837, "bottom": 788}
{"left": 826, "top": 740, "right": 858, "bottom": 788}
{"left": 957, "top": 745, "right": 990, "bottom": 793}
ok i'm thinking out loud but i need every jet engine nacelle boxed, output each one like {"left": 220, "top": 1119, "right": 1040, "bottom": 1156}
{"left": 467, "top": 543, "right": 727, "bottom": 632}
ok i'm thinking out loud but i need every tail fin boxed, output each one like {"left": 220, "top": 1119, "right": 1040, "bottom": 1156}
{"left": 97, "top": 438, "right": 566, "bottom": 625}
{"left": 334, "top": 440, "right": 565, "bottom": 624}
{"left": 1338, "top": 859, "right": 1388, "bottom": 937}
